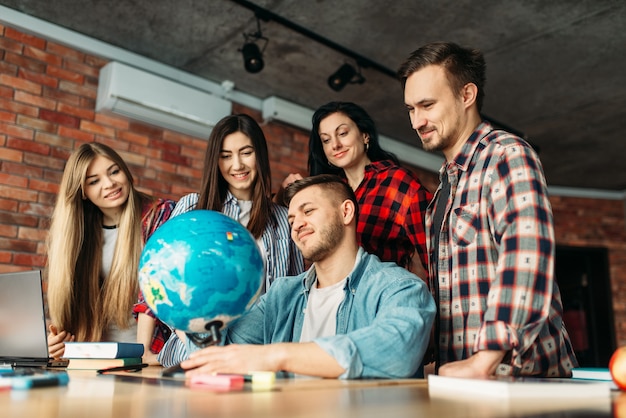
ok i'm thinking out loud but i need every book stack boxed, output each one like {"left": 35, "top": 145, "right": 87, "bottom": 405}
{"left": 63, "top": 342, "right": 145, "bottom": 370}
{"left": 571, "top": 367, "right": 618, "bottom": 390}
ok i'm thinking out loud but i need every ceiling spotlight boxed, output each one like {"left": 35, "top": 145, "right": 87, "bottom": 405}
{"left": 240, "top": 16, "right": 268, "bottom": 74}
{"left": 242, "top": 42, "right": 264, "bottom": 73}
{"left": 327, "top": 63, "right": 365, "bottom": 92}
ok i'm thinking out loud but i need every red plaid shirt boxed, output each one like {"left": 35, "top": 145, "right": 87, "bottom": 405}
{"left": 428, "top": 122, "right": 578, "bottom": 376}
{"left": 354, "top": 160, "right": 432, "bottom": 276}
{"left": 133, "top": 198, "right": 175, "bottom": 354}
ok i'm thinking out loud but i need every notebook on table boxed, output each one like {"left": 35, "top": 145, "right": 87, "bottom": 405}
{"left": 0, "top": 270, "right": 68, "bottom": 369}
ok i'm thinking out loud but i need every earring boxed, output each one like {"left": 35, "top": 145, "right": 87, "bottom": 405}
{"left": 365, "top": 142, "right": 369, "bottom": 152}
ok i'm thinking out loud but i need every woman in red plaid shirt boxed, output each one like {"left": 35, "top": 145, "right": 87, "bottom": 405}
{"left": 279, "top": 102, "right": 432, "bottom": 280}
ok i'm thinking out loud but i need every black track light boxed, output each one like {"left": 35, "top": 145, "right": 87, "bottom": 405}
{"left": 327, "top": 63, "right": 365, "bottom": 92}
{"left": 242, "top": 42, "right": 264, "bottom": 73}
{"left": 240, "top": 16, "right": 268, "bottom": 74}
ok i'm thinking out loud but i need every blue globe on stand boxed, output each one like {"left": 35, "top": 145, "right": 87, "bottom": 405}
{"left": 138, "top": 210, "right": 265, "bottom": 346}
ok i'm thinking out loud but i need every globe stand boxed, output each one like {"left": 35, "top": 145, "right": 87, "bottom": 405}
{"left": 160, "top": 320, "right": 224, "bottom": 378}
{"left": 186, "top": 320, "right": 224, "bottom": 348}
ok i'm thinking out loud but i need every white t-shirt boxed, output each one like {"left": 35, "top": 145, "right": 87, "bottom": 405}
{"left": 101, "top": 226, "right": 118, "bottom": 279}
{"left": 100, "top": 225, "right": 136, "bottom": 343}
{"left": 102, "top": 321, "right": 137, "bottom": 343}
{"left": 237, "top": 200, "right": 252, "bottom": 227}
{"left": 299, "top": 278, "right": 347, "bottom": 342}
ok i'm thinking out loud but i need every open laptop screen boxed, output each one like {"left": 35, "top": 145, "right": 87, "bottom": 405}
{"left": 0, "top": 270, "right": 52, "bottom": 367}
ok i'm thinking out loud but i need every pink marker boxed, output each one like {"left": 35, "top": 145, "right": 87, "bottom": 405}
{"left": 189, "top": 374, "right": 244, "bottom": 390}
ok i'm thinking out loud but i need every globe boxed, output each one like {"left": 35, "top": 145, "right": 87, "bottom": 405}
{"left": 138, "top": 210, "right": 265, "bottom": 338}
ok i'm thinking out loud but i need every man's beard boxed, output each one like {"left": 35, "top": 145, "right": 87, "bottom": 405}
{"left": 302, "top": 214, "right": 344, "bottom": 262}
{"left": 419, "top": 114, "right": 463, "bottom": 153}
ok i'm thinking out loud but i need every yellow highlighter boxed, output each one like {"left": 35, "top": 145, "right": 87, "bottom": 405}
{"left": 247, "top": 371, "right": 276, "bottom": 387}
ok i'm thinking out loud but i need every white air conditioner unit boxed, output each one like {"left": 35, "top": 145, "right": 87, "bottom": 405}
{"left": 96, "top": 62, "right": 232, "bottom": 138}
{"left": 262, "top": 96, "right": 313, "bottom": 131}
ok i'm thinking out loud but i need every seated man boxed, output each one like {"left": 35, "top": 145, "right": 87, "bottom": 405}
{"left": 170, "top": 174, "right": 436, "bottom": 379}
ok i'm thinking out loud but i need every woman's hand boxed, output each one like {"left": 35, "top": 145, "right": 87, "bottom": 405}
{"left": 281, "top": 173, "right": 304, "bottom": 189}
{"left": 47, "top": 324, "right": 74, "bottom": 359}
{"left": 273, "top": 173, "right": 304, "bottom": 205}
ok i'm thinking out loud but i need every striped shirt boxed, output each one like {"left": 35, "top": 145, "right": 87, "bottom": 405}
{"left": 133, "top": 198, "right": 176, "bottom": 353}
{"left": 428, "top": 122, "right": 578, "bottom": 376}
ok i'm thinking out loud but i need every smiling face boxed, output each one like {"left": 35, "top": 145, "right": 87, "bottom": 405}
{"left": 287, "top": 185, "right": 344, "bottom": 262}
{"left": 218, "top": 131, "right": 257, "bottom": 201}
{"left": 83, "top": 155, "right": 130, "bottom": 225}
{"left": 318, "top": 112, "right": 370, "bottom": 171}
{"left": 404, "top": 64, "right": 470, "bottom": 160}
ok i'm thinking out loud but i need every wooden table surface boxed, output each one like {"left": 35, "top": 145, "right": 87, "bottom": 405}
{"left": 1, "top": 367, "right": 619, "bottom": 418}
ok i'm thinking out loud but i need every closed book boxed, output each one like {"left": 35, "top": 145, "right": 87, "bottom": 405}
{"left": 67, "top": 357, "right": 143, "bottom": 370}
{"left": 63, "top": 342, "right": 144, "bottom": 359}
{"left": 428, "top": 374, "right": 611, "bottom": 399}
{"left": 571, "top": 367, "right": 618, "bottom": 390}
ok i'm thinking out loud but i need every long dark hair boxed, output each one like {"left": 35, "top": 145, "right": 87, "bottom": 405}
{"left": 308, "top": 102, "right": 399, "bottom": 176}
{"left": 197, "top": 114, "right": 272, "bottom": 239}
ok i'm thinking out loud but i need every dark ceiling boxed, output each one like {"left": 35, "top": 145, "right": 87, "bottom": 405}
{"left": 1, "top": 0, "right": 625, "bottom": 192}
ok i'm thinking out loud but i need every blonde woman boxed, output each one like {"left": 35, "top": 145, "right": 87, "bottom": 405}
{"left": 46, "top": 143, "right": 175, "bottom": 364}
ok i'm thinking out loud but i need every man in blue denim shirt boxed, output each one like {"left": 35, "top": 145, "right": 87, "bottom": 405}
{"left": 180, "top": 174, "right": 436, "bottom": 379}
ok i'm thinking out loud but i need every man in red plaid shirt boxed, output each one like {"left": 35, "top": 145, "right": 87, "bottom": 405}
{"left": 398, "top": 42, "right": 578, "bottom": 378}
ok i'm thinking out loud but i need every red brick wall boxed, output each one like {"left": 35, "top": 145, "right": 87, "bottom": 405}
{"left": 2, "top": 24, "right": 626, "bottom": 346}
{"left": 0, "top": 24, "right": 309, "bottom": 277}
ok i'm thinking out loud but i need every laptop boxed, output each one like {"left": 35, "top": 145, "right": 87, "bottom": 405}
{"left": 0, "top": 270, "right": 68, "bottom": 368}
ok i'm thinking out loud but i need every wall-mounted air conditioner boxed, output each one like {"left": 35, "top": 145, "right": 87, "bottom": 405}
{"left": 96, "top": 62, "right": 232, "bottom": 138}
{"left": 262, "top": 96, "right": 313, "bottom": 131}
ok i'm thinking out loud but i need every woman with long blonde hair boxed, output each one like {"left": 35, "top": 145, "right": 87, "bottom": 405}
{"left": 46, "top": 142, "right": 174, "bottom": 363}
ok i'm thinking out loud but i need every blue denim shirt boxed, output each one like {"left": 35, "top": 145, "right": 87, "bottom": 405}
{"left": 224, "top": 248, "right": 436, "bottom": 379}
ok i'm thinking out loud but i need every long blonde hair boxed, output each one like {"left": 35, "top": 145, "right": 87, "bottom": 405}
{"left": 46, "top": 143, "right": 151, "bottom": 341}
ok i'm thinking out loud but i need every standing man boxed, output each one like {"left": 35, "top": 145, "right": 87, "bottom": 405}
{"left": 175, "top": 174, "right": 436, "bottom": 379}
{"left": 397, "top": 42, "right": 577, "bottom": 378}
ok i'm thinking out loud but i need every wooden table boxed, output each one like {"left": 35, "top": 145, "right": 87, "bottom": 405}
{"left": 1, "top": 368, "right": 618, "bottom": 417}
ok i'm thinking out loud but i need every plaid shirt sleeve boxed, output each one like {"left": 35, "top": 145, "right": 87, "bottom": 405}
{"left": 405, "top": 176, "right": 433, "bottom": 280}
{"left": 473, "top": 140, "right": 559, "bottom": 368}
{"left": 133, "top": 198, "right": 176, "bottom": 353}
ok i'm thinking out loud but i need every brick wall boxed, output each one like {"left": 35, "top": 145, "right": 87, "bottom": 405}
{"left": 1, "top": 24, "right": 626, "bottom": 346}
{"left": 0, "top": 23, "right": 309, "bottom": 277}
